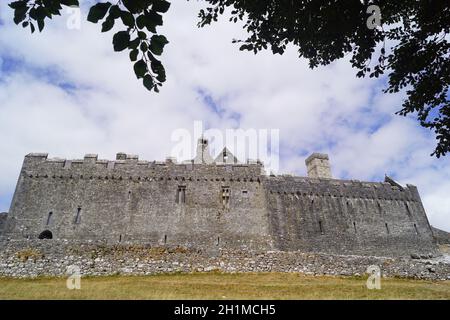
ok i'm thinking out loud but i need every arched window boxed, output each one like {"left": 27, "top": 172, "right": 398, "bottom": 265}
{"left": 38, "top": 230, "right": 53, "bottom": 240}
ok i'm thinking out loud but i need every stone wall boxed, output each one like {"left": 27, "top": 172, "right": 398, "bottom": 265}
{"left": 0, "top": 213, "right": 7, "bottom": 236}
{"left": 432, "top": 227, "right": 450, "bottom": 245}
{"left": 3, "top": 153, "right": 270, "bottom": 250}
{"left": 0, "top": 240, "right": 447, "bottom": 280}
{"left": 264, "top": 176, "right": 436, "bottom": 256}
{"left": 2, "top": 152, "right": 437, "bottom": 257}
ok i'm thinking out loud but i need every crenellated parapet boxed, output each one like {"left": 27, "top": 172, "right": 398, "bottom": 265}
{"left": 21, "top": 152, "right": 265, "bottom": 181}
{"left": 21, "top": 152, "right": 420, "bottom": 203}
{"left": 265, "top": 176, "right": 422, "bottom": 202}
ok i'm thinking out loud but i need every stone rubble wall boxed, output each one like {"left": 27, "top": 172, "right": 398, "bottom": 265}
{"left": 432, "top": 227, "right": 450, "bottom": 245}
{"left": 0, "top": 240, "right": 448, "bottom": 281}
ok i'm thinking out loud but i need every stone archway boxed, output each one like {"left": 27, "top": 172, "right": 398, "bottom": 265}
{"left": 38, "top": 230, "right": 53, "bottom": 239}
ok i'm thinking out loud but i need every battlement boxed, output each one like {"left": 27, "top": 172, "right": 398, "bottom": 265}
{"left": 21, "top": 152, "right": 265, "bottom": 180}
{"left": 21, "top": 152, "right": 416, "bottom": 199}
{"left": 265, "top": 176, "right": 421, "bottom": 202}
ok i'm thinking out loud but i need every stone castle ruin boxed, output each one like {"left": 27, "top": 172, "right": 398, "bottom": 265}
{"left": 0, "top": 139, "right": 438, "bottom": 257}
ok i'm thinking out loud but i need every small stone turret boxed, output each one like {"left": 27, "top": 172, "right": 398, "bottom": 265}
{"left": 193, "top": 138, "right": 214, "bottom": 164}
{"left": 305, "top": 153, "right": 332, "bottom": 179}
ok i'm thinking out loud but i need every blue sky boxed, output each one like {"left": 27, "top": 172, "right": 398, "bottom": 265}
{"left": 0, "top": 1, "right": 449, "bottom": 230}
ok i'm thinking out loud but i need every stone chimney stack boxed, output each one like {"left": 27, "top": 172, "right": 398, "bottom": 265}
{"left": 305, "top": 153, "right": 332, "bottom": 179}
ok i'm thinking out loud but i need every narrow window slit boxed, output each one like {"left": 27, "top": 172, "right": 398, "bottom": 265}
{"left": 405, "top": 202, "right": 412, "bottom": 217}
{"left": 176, "top": 186, "right": 186, "bottom": 204}
{"left": 377, "top": 201, "right": 383, "bottom": 214}
{"left": 74, "top": 207, "right": 82, "bottom": 224}
{"left": 222, "top": 187, "right": 230, "bottom": 209}
{"left": 46, "top": 212, "right": 53, "bottom": 226}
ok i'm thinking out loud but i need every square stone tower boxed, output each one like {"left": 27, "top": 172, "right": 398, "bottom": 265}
{"left": 193, "top": 138, "right": 214, "bottom": 164}
{"left": 305, "top": 153, "right": 332, "bottom": 179}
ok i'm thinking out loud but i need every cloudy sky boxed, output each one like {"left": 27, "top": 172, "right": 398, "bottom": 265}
{"left": 0, "top": 1, "right": 449, "bottom": 231}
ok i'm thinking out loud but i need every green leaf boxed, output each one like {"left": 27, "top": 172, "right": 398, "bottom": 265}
{"left": 120, "top": 10, "right": 135, "bottom": 27}
{"left": 134, "top": 60, "right": 147, "bottom": 79}
{"left": 156, "top": 72, "right": 166, "bottom": 83}
{"left": 136, "top": 14, "right": 146, "bottom": 29}
{"left": 13, "top": 5, "right": 28, "bottom": 25}
{"left": 149, "top": 35, "right": 169, "bottom": 56}
{"left": 143, "top": 75, "right": 154, "bottom": 91}
{"left": 112, "top": 31, "right": 130, "bottom": 51}
{"left": 35, "top": 6, "right": 47, "bottom": 20}
{"left": 128, "top": 37, "right": 140, "bottom": 50}
{"left": 87, "top": 2, "right": 112, "bottom": 23}
{"left": 109, "top": 5, "right": 121, "bottom": 19}
{"left": 37, "top": 19, "right": 45, "bottom": 32}
{"left": 146, "top": 10, "right": 163, "bottom": 27}
{"left": 152, "top": 0, "right": 171, "bottom": 13}
{"left": 150, "top": 59, "right": 166, "bottom": 82}
{"left": 129, "top": 49, "right": 139, "bottom": 62}
{"left": 60, "top": 0, "right": 79, "bottom": 6}
{"left": 121, "top": 0, "right": 142, "bottom": 14}
{"left": 152, "top": 34, "right": 169, "bottom": 45}
{"left": 101, "top": 18, "right": 114, "bottom": 32}
{"left": 29, "top": 7, "right": 37, "bottom": 19}
{"left": 147, "top": 51, "right": 155, "bottom": 61}
{"left": 138, "top": 31, "right": 147, "bottom": 40}
{"left": 45, "top": 0, "right": 63, "bottom": 15}
{"left": 9, "top": 1, "right": 27, "bottom": 9}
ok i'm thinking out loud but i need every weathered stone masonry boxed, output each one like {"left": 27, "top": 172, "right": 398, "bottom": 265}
{"left": 0, "top": 213, "right": 7, "bottom": 235}
{"left": 1, "top": 140, "right": 437, "bottom": 257}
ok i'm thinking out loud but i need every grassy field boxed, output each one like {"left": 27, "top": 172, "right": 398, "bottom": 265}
{"left": 0, "top": 272, "right": 449, "bottom": 300}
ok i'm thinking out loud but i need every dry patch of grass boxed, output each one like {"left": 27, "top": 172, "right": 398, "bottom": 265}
{"left": 15, "top": 249, "right": 43, "bottom": 262}
{"left": 0, "top": 272, "right": 449, "bottom": 300}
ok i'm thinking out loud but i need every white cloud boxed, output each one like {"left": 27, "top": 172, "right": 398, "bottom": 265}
{"left": 0, "top": 1, "right": 448, "bottom": 231}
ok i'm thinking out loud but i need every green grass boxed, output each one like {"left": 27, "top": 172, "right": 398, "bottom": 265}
{"left": 0, "top": 272, "right": 449, "bottom": 300}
